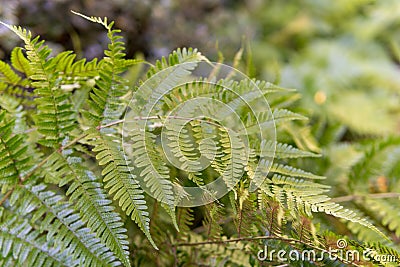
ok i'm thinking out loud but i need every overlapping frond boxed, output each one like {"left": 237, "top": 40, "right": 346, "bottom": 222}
{"left": 129, "top": 123, "right": 178, "bottom": 231}
{"left": 74, "top": 12, "right": 137, "bottom": 127}
{"left": 10, "top": 183, "right": 120, "bottom": 267}
{"left": 85, "top": 129, "right": 156, "bottom": 249}
{"left": 0, "top": 111, "right": 33, "bottom": 190}
{"left": 291, "top": 215, "right": 318, "bottom": 245}
{"left": 0, "top": 48, "right": 33, "bottom": 104}
{"left": 259, "top": 173, "right": 385, "bottom": 241}
{"left": 176, "top": 207, "right": 194, "bottom": 237}
{"left": 269, "top": 162, "right": 325, "bottom": 180}
{"left": 0, "top": 23, "right": 77, "bottom": 148}
{"left": 232, "top": 188, "right": 257, "bottom": 237}
{"left": 202, "top": 202, "right": 224, "bottom": 240}
{"left": 0, "top": 207, "right": 76, "bottom": 267}
{"left": 42, "top": 151, "right": 130, "bottom": 267}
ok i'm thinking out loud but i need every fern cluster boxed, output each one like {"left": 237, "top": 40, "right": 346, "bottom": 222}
{"left": 0, "top": 13, "right": 399, "bottom": 267}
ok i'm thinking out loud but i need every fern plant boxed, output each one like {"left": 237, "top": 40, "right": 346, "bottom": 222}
{"left": 0, "top": 13, "right": 399, "bottom": 267}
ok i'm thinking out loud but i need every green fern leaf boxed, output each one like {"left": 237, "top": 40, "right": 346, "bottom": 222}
{"left": 10, "top": 183, "right": 120, "bottom": 267}
{"left": 10, "top": 47, "right": 33, "bottom": 76}
{"left": 129, "top": 123, "right": 178, "bottom": 231}
{"left": 134, "top": 47, "right": 205, "bottom": 116}
{"left": 258, "top": 140, "right": 320, "bottom": 158}
{"left": 269, "top": 161, "right": 325, "bottom": 179}
{"left": 0, "top": 57, "right": 33, "bottom": 103}
{"left": 202, "top": 202, "right": 224, "bottom": 240}
{"left": 86, "top": 129, "right": 157, "bottom": 249}
{"left": 0, "top": 60, "right": 22, "bottom": 86}
{"left": 0, "top": 207, "right": 77, "bottom": 267}
{"left": 258, "top": 194, "right": 285, "bottom": 237}
{"left": 0, "top": 111, "right": 33, "bottom": 189}
{"left": 1, "top": 23, "right": 77, "bottom": 148}
{"left": 74, "top": 12, "right": 133, "bottom": 127}
{"left": 176, "top": 207, "right": 194, "bottom": 237}
{"left": 42, "top": 151, "right": 131, "bottom": 267}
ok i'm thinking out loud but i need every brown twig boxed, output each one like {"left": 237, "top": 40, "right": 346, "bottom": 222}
{"left": 0, "top": 189, "right": 13, "bottom": 205}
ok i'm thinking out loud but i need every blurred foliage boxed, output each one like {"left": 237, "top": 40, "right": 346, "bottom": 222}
{"left": 240, "top": 0, "right": 400, "bottom": 137}
{"left": 0, "top": 0, "right": 241, "bottom": 60}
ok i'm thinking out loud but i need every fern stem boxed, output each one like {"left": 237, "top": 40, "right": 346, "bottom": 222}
{"left": 0, "top": 189, "right": 13, "bottom": 205}
{"left": 97, "top": 115, "right": 224, "bottom": 130}
{"left": 21, "top": 132, "right": 88, "bottom": 183}
{"left": 97, "top": 119, "right": 124, "bottom": 129}
{"left": 59, "top": 132, "right": 88, "bottom": 151}
{"left": 21, "top": 153, "right": 53, "bottom": 183}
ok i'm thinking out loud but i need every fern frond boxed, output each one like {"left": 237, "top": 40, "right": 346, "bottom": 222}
{"left": 147, "top": 47, "right": 206, "bottom": 77}
{"left": 10, "top": 183, "right": 120, "bottom": 267}
{"left": 218, "top": 127, "right": 247, "bottom": 189}
{"left": 269, "top": 162, "right": 325, "bottom": 179}
{"left": 365, "top": 198, "right": 400, "bottom": 238}
{"left": 60, "top": 57, "right": 99, "bottom": 79}
{"left": 134, "top": 47, "right": 205, "bottom": 116}
{"left": 258, "top": 195, "right": 285, "bottom": 237}
{"left": 202, "top": 202, "right": 224, "bottom": 240}
{"left": 232, "top": 189, "right": 257, "bottom": 237}
{"left": 312, "top": 200, "right": 385, "bottom": 239}
{"left": 75, "top": 12, "right": 132, "bottom": 127}
{"left": 164, "top": 121, "right": 203, "bottom": 174}
{"left": 176, "top": 207, "right": 194, "bottom": 238}
{"left": 0, "top": 55, "right": 32, "bottom": 103}
{"left": 0, "top": 96, "right": 29, "bottom": 134}
{"left": 221, "top": 79, "right": 294, "bottom": 106}
{"left": 51, "top": 51, "right": 99, "bottom": 85}
{"left": 0, "top": 110, "right": 33, "bottom": 190}
{"left": 347, "top": 219, "right": 385, "bottom": 244}
{"left": 0, "top": 60, "right": 22, "bottom": 86}
{"left": 0, "top": 207, "right": 77, "bottom": 267}
{"left": 291, "top": 215, "right": 319, "bottom": 245}
{"left": 270, "top": 174, "right": 330, "bottom": 190}
{"left": 42, "top": 151, "right": 131, "bottom": 267}
{"left": 244, "top": 109, "right": 307, "bottom": 134}
{"left": 129, "top": 123, "right": 178, "bottom": 231}
{"left": 350, "top": 137, "right": 400, "bottom": 185}
{"left": 258, "top": 140, "right": 320, "bottom": 159}
{"left": 10, "top": 47, "right": 33, "bottom": 76}
{"left": 1, "top": 22, "right": 77, "bottom": 148}
{"left": 282, "top": 122, "right": 321, "bottom": 153}
{"left": 71, "top": 11, "right": 113, "bottom": 31}
{"left": 86, "top": 129, "right": 157, "bottom": 249}
{"left": 260, "top": 172, "right": 386, "bottom": 240}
